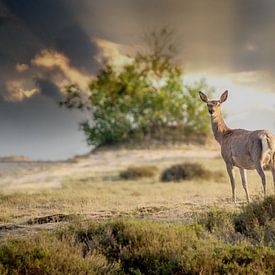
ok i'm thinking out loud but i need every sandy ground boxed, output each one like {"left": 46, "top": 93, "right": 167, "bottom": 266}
{"left": 0, "top": 147, "right": 220, "bottom": 193}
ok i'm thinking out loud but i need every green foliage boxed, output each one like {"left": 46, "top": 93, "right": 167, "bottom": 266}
{"left": 119, "top": 166, "right": 157, "bottom": 180}
{"left": 62, "top": 30, "right": 213, "bottom": 146}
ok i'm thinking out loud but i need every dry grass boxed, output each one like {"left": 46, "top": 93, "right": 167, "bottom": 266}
{"left": 0, "top": 147, "right": 274, "bottom": 225}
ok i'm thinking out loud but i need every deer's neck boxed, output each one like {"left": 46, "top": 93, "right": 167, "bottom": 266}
{"left": 211, "top": 110, "right": 230, "bottom": 144}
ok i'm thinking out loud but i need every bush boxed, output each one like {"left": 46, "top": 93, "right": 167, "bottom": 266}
{"left": 1, "top": 215, "right": 275, "bottom": 274}
{"left": 119, "top": 166, "right": 157, "bottom": 180}
{"left": 234, "top": 196, "right": 275, "bottom": 246}
{"left": 61, "top": 219, "right": 275, "bottom": 274}
{"left": 160, "top": 162, "right": 217, "bottom": 182}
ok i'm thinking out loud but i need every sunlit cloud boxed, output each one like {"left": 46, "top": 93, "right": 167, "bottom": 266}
{"left": 15, "top": 63, "right": 29, "bottom": 73}
{"left": 4, "top": 80, "right": 38, "bottom": 102}
{"left": 32, "top": 50, "right": 91, "bottom": 90}
{"left": 2, "top": 49, "right": 94, "bottom": 103}
{"left": 94, "top": 38, "right": 132, "bottom": 67}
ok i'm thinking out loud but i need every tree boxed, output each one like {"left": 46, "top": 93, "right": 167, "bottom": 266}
{"left": 61, "top": 29, "right": 213, "bottom": 147}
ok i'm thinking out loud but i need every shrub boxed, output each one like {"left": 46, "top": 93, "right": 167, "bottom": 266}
{"left": 61, "top": 219, "right": 275, "bottom": 274}
{"left": 234, "top": 196, "right": 275, "bottom": 245}
{"left": 119, "top": 166, "right": 157, "bottom": 180}
{"left": 0, "top": 235, "right": 119, "bottom": 274}
{"left": 1, "top": 218, "right": 275, "bottom": 274}
{"left": 160, "top": 162, "right": 216, "bottom": 182}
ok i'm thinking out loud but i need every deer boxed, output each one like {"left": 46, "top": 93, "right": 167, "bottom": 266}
{"left": 199, "top": 90, "right": 275, "bottom": 203}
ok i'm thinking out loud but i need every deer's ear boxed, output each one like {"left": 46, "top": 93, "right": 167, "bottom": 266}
{"left": 220, "top": 90, "right": 228, "bottom": 103}
{"left": 199, "top": 91, "right": 208, "bottom": 103}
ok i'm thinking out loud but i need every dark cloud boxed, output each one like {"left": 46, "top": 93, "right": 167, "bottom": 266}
{"left": 1, "top": 0, "right": 100, "bottom": 73}
{"left": 0, "top": 16, "right": 12, "bottom": 27}
{"left": 3, "top": 0, "right": 73, "bottom": 43}
{"left": 2, "top": 0, "right": 275, "bottom": 76}
{"left": 34, "top": 78, "right": 63, "bottom": 101}
{"left": 54, "top": 24, "right": 100, "bottom": 72}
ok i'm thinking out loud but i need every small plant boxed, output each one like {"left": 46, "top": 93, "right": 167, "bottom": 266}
{"left": 200, "top": 209, "right": 234, "bottom": 233}
{"left": 160, "top": 162, "right": 215, "bottom": 182}
{"left": 119, "top": 166, "right": 157, "bottom": 180}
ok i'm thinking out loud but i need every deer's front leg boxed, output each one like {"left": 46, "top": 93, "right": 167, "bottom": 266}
{"left": 226, "top": 164, "right": 236, "bottom": 203}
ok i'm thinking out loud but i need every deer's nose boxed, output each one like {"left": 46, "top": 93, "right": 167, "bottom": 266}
{"left": 209, "top": 110, "right": 214, "bottom": 115}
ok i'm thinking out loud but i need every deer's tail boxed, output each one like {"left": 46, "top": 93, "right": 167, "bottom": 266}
{"left": 260, "top": 131, "right": 274, "bottom": 162}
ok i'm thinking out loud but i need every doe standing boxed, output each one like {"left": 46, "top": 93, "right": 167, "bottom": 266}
{"left": 199, "top": 90, "right": 275, "bottom": 203}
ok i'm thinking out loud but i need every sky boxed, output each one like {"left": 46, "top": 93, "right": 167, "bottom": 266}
{"left": 1, "top": 0, "right": 275, "bottom": 160}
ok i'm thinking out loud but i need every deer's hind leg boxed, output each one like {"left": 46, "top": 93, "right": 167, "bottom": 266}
{"left": 254, "top": 139, "right": 267, "bottom": 197}
{"left": 239, "top": 168, "right": 250, "bottom": 203}
{"left": 269, "top": 153, "right": 275, "bottom": 193}
{"left": 226, "top": 164, "right": 236, "bottom": 203}
{"left": 255, "top": 162, "right": 267, "bottom": 197}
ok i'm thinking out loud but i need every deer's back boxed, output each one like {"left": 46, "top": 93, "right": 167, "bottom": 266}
{"left": 221, "top": 129, "right": 273, "bottom": 169}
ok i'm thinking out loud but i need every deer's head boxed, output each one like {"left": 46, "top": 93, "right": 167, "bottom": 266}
{"left": 199, "top": 90, "right": 228, "bottom": 117}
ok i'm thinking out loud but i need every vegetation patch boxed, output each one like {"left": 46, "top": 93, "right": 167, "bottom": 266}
{"left": 199, "top": 208, "right": 234, "bottom": 233}
{"left": 59, "top": 219, "right": 274, "bottom": 274}
{"left": 234, "top": 196, "right": 275, "bottom": 246}
{"left": 0, "top": 235, "right": 118, "bottom": 274}
{"left": 1, "top": 197, "right": 275, "bottom": 274}
{"left": 119, "top": 165, "right": 157, "bottom": 180}
{"left": 160, "top": 162, "right": 222, "bottom": 182}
